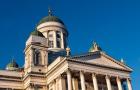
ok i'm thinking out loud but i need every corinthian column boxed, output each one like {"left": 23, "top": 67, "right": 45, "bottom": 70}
{"left": 116, "top": 77, "right": 122, "bottom": 90}
{"left": 92, "top": 73, "right": 98, "bottom": 90}
{"left": 127, "top": 78, "right": 132, "bottom": 90}
{"left": 67, "top": 70, "right": 72, "bottom": 90}
{"left": 105, "top": 75, "right": 112, "bottom": 90}
{"left": 80, "top": 71, "right": 86, "bottom": 90}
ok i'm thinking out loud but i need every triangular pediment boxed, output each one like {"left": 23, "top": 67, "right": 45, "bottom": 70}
{"left": 87, "top": 55, "right": 127, "bottom": 70}
{"left": 70, "top": 52, "right": 132, "bottom": 71}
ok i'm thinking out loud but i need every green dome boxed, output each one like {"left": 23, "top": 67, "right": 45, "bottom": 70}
{"left": 31, "top": 30, "right": 45, "bottom": 37}
{"left": 38, "top": 16, "right": 64, "bottom": 25}
{"left": 6, "top": 60, "right": 19, "bottom": 70}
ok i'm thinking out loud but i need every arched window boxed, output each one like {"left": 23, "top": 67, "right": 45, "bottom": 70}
{"left": 34, "top": 50, "right": 42, "bottom": 65}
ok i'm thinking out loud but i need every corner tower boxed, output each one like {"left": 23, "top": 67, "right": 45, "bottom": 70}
{"left": 37, "top": 9, "right": 68, "bottom": 52}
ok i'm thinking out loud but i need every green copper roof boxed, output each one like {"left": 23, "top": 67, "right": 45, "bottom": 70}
{"left": 31, "top": 30, "right": 45, "bottom": 37}
{"left": 6, "top": 59, "right": 19, "bottom": 70}
{"left": 38, "top": 16, "right": 64, "bottom": 25}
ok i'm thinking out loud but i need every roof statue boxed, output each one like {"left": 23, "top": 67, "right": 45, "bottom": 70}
{"left": 89, "top": 41, "right": 102, "bottom": 52}
{"left": 121, "top": 58, "right": 125, "bottom": 64}
{"left": 66, "top": 46, "right": 71, "bottom": 56}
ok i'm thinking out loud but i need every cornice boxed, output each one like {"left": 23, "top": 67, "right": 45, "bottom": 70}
{"left": 100, "top": 52, "right": 133, "bottom": 72}
{"left": 66, "top": 59, "right": 132, "bottom": 72}
{"left": 68, "top": 51, "right": 132, "bottom": 72}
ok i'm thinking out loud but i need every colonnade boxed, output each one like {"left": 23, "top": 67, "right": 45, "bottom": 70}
{"left": 48, "top": 30, "right": 64, "bottom": 49}
{"left": 66, "top": 70, "right": 132, "bottom": 90}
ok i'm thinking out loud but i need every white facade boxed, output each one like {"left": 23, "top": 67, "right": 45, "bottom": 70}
{"left": 0, "top": 11, "right": 133, "bottom": 90}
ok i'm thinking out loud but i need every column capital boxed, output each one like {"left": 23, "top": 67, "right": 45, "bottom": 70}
{"left": 116, "top": 76, "right": 121, "bottom": 80}
{"left": 80, "top": 70, "right": 85, "bottom": 73}
{"left": 127, "top": 78, "right": 131, "bottom": 81}
{"left": 66, "top": 68, "right": 72, "bottom": 73}
{"left": 105, "top": 75, "right": 111, "bottom": 79}
{"left": 92, "top": 73, "right": 97, "bottom": 78}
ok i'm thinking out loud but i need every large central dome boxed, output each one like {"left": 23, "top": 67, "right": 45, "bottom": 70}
{"left": 38, "top": 15, "right": 64, "bottom": 25}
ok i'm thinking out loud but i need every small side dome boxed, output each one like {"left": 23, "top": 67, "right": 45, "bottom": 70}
{"left": 38, "top": 16, "right": 64, "bottom": 25}
{"left": 6, "top": 59, "right": 19, "bottom": 71}
{"left": 89, "top": 42, "right": 102, "bottom": 52}
{"left": 30, "top": 30, "right": 45, "bottom": 37}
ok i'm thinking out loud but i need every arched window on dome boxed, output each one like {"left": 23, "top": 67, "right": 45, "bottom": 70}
{"left": 48, "top": 31, "right": 54, "bottom": 48}
{"left": 34, "top": 50, "right": 42, "bottom": 66}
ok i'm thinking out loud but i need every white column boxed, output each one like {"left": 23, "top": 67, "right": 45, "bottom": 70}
{"left": 72, "top": 78, "right": 79, "bottom": 90}
{"left": 61, "top": 32, "right": 64, "bottom": 49}
{"left": 127, "top": 78, "right": 132, "bottom": 90}
{"left": 105, "top": 75, "right": 112, "bottom": 90}
{"left": 60, "top": 76, "right": 66, "bottom": 90}
{"left": 53, "top": 31, "right": 57, "bottom": 48}
{"left": 116, "top": 77, "right": 122, "bottom": 90}
{"left": 92, "top": 73, "right": 98, "bottom": 90}
{"left": 80, "top": 71, "right": 86, "bottom": 90}
{"left": 67, "top": 70, "right": 72, "bottom": 90}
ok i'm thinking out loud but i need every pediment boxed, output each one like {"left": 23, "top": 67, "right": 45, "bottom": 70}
{"left": 71, "top": 52, "right": 132, "bottom": 71}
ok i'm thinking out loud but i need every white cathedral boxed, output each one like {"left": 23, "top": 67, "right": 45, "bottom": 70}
{"left": 0, "top": 9, "right": 133, "bottom": 90}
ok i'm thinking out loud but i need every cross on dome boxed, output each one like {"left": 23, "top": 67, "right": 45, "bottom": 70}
{"left": 48, "top": 7, "right": 52, "bottom": 16}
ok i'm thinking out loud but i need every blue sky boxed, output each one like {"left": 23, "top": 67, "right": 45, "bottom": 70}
{"left": 0, "top": 0, "right": 139, "bottom": 89}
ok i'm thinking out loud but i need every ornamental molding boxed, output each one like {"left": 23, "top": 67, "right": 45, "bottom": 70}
{"left": 67, "top": 60, "right": 130, "bottom": 79}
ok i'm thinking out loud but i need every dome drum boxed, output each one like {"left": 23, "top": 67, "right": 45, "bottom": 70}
{"left": 37, "top": 21, "right": 66, "bottom": 30}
